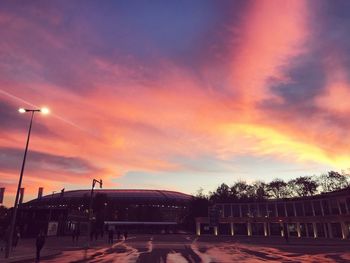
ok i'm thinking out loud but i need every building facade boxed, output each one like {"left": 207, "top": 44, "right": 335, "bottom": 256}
{"left": 196, "top": 188, "right": 350, "bottom": 239}
{"left": 18, "top": 189, "right": 191, "bottom": 237}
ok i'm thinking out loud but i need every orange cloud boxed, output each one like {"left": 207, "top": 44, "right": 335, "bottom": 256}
{"left": 2, "top": 0, "right": 350, "bottom": 206}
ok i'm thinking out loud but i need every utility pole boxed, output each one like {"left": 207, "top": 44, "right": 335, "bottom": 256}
{"left": 87, "top": 179, "right": 102, "bottom": 247}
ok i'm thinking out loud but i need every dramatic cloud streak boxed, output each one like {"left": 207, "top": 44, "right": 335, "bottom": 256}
{"left": 1, "top": 0, "right": 350, "bottom": 205}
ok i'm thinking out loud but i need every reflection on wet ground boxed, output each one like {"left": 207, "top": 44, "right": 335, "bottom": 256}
{"left": 192, "top": 242, "right": 350, "bottom": 263}
{"left": 42, "top": 235, "right": 350, "bottom": 263}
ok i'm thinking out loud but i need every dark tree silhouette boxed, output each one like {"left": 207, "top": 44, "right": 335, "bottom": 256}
{"left": 209, "top": 181, "right": 270, "bottom": 201}
{"left": 230, "top": 181, "right": 250, "bottom": 200}
{"left": 210, "top": 183, "right": 232, "bottom": 202}
{"left": 250, "top": 181, "right": 270, "bottom": 200}
{"left": 318, "top": 171, "right": 349, "bottom": 192}
{"left": 288, "top": 176, "right": 319, "bottom": 197}
{"left": 267, "top": 179, "right": 289, "bottom": 198}
{"left": 200, "top": 170, "right": 348, "bottom": 207}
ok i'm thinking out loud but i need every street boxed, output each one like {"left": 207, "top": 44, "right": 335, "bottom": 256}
{"left": 36, "top": 235, "right": 350, "bottom": 263}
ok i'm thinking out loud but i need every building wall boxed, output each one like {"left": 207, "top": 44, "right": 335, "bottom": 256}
{"left": 196, "top": 190, "right": 350, "bottom": 239}
{"left": 19, "top": 196, "right": 189, "bottom": 236}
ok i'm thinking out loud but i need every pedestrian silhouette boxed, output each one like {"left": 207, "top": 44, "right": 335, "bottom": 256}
{"left": 72, "top": 226, "right": 80, "bottom": 244}
{"left": 108, "top": 228, "right": 114, "bottom": 244}
{"left": 76, "top": 226, "right": 80, "bottom": 243}
{"left": 12, "top": 227, "right": 20, "bottom": 249}
{"left": 124, "top": 231, "right": 128, "bottom": 241}
{"left": 71, "top": 229, "right": 76, "bottom": 243}
{"left": 117, "top": 231, "right": 120, "bottom": 240}
{"left": 0, "top": 227, "right": 4, "bottom": 252}
{"left": 4, "top": 227, "right": 10, "bottom": 254}
{"left": 283, "top": 224, "right": 289, "bottom": 243}
{"left": 36, "top": 230, "right": 46, "bottom": 262}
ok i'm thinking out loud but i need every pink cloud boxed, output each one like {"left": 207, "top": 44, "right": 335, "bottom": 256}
{"left": 229, "top": 0, "right": 308, "bottom": 105}
{"left": 2, "top": 0, "right": 350, "bottom": 206}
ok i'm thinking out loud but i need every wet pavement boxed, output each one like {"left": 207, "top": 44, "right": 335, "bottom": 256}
{"left": 39, "top": 235, "right": 350, "bottom": 263}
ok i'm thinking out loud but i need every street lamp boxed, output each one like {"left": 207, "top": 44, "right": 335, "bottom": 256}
{"left": 5, "top": 107, "right": 49, "bottom": 258}
{"left": 87, "top": 179, "right": 102, "bottom": 247}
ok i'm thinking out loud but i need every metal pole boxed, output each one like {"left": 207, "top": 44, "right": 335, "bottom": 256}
{"left": 87, "top": 180, "right": 95, "bottom": 247}
{"left": 87, "top": 179, "right": 102, "bottom": 247}
{"left": 5, "top": 111, "right": 35, "bottom": 258}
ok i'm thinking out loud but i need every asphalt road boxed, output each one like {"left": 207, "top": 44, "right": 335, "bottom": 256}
{"left": 40, "top": 235, "right": 350, "bottom": 263}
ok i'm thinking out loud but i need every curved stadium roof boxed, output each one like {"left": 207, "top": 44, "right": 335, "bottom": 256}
{"left": 28, "top": 189, "right": 192, "bottom": 204}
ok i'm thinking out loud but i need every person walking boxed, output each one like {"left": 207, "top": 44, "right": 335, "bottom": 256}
{"left": 71, "top": 228, "right": 76, "bottom": 243}
{"left": 108, "top": 228, "right": 114, "bottom": 244}
{"left": 283, "top": 224, "right": 289, "bottom": 243}
{"left": 90, "top": 230, "right": 94, "bottom": 241}
{"left": 0, "top": 227, "right": 5, "bottom": 252}
{"left": 124, "top": 231, "right": 128, "bottom": 241}
{"left": 117, "top": 230, "right": 120, "bottom": 241}
{"left": 4, "top": 227, "right": 10, "bottom": 254}
{"left": 12, "top": 228, "right": 20, "bottom": 249}
{"left": 75, "top": 226, "right": 80, "bottom": 243}
{"left": 36, "top": 230, "right": 46, "bottom": 262}
{"left": 72, "top": 227, "right": 80, "bottom": 245}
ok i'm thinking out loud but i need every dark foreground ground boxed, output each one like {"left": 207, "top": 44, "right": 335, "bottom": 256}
{"left": 1, "top": 235, "right": 350, "bottom": 263}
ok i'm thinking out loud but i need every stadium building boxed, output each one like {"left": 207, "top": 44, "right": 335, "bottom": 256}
{"left": 18, "top": 189, "right": 192, "bottom": 236}
{"left": 196, "top": 188, "right": 350, "bottom": 239}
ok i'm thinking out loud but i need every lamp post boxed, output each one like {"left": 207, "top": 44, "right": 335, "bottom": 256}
{"left": 87, "top": 178, "right": 102, "bottom": 247}
{"left": 5, "top": 107, "right": 49, "bottom": 258}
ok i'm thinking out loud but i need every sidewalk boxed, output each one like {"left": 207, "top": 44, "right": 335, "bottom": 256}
{"left": 196, "top": 235, "right": 350, "bottom": 247}
{"left": 0, "top": 235, "right": 110, "bottom": 263}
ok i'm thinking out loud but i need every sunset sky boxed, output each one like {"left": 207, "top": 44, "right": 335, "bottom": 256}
{"left": 1, "top": 0, "right": 350, "bottom": 206}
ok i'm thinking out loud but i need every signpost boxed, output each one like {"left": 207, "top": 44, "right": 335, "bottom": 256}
{"left": 47, "top": 221, "right": 58, "bottom": 236}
